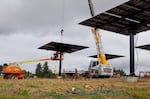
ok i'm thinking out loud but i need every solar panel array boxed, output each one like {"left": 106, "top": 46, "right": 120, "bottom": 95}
{"left": 89, "top": 54, "right": 124, "bottom": 60}
{"left": 79, "top": 0, "right": 150, "bottom": 35}
{"left": 38, "top": 42, "right": 88, "bottom": 53}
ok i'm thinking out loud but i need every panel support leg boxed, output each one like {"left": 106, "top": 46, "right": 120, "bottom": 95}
{"left": 129, "top": 32, "right": 135, "bottom": 76}
{"left": 58, "top": 52, "right": 62, "bottom": 76}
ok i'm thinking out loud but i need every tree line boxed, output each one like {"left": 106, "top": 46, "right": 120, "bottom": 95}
{"left": 35, "top": 62, "right": 56, "bottom": 78}
{"left": 113, "top": 68, "right": 126, "bottom": 76}
{"left": 29, "top": 63, "right": 127, "bottom": 78}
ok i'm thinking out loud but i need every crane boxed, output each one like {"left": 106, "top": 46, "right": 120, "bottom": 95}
{"left": 87, "top": 0, "right": 113, "bottom": 77}
{"left": 2, "top": 51, "right": 63, "bottom": 79}
{"left": 88, "top": 0, "right": 107, "bottom": 65}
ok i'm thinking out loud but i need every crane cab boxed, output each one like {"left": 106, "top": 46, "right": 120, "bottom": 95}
{"left": 88, "top": 60, "right": 113, "bottom": 78}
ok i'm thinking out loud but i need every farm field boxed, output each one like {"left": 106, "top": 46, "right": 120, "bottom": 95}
{"left": 0, "top": 77, "right": 150, "bottom": 99}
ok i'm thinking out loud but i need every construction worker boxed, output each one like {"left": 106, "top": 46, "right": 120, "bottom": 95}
{"left": 54, "top": 51, "right": 59, "bottom": 59}
{"left": 51, "top": 68, "right": 56, "bottom": 78}
{"left": 51, "top": 68, "right": 56, "bottom": 74}
{"left": 72, "top": 68, "right": 78, "bottom": 80}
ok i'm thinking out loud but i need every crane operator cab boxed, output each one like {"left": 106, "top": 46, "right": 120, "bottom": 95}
{"left": 88, "top": 60, "right": 113, "bottom": 78}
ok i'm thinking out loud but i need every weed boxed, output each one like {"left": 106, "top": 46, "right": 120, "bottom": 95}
{"left": 17, "top": 90, "right": 29, "bottom": 99}
{"left": 92, "top": 94, "right": 104, "bottom": 99}
{"left": 41, "top": 91, "right": 62, "bottom": 99}
{"left": 27, "top": 84, "right": 39, "bottom": 88}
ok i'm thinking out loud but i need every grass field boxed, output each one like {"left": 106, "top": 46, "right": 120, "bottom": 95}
{"left": 0, "top": 77, "right": 150, "bottom": 99}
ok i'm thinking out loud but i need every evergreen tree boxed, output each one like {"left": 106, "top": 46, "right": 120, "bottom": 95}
{"left": 35, "top": 63, "right": 42, "bottom": 77}
{"left": 119, "top": 69, "right": 126, "bottom": 76}
{"left": 43, "top": 62, "right": 50, "bottom": 78}
{"left": 113, "top": 68, "right": 126, "bottom": 76}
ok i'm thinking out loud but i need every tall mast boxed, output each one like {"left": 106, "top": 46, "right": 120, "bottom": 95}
{"left": 88, "top": 0, "right": 107, "bottom": 65}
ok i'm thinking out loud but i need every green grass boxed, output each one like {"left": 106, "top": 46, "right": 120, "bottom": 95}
{"left": 0, "top": 89, "right": 29, "bottom": 99}
{"left": 0, "top": 78, "right": 150, "bottom": 99}
{"left": 126, "top": 89, "right": 150, "bottom": 99}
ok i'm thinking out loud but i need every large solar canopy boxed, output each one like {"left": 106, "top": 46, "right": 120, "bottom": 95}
{"left": 38, "top": 42, "right": 88, "bottom": 76}
{"left": 136, "top": 44, "right": 150, "bottom": 50}
{"left": 79, "top": 0, "right": 150, "bottom": 35}
{"left": 79, "top": 0, "right": 150, "bottom": 76}
{"left": 38, "top": 42, "right": 88, "bottom": 53}
{"left": 89, "top": 54, "right": 124, "bottom": 60}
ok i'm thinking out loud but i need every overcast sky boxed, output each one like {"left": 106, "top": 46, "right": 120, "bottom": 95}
{"left": 0, "top": 0, "right": 150, "bottom": 74}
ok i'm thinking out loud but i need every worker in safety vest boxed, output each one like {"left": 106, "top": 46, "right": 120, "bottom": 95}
{"left": 51, "top": 68, "right": 56, "bottom": 74}
{"left": 51, "top": 68, "right": 56, "bottom": 78}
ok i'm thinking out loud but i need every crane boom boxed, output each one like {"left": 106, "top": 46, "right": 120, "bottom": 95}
{"left": 88, "top": 0, "right": 95, "bottom": 17}
{"left": 8, "top": 57, "right": 62, "bottom": 65}
{"left": 88, "top": 0, "right": 107, "bottom": 65}
{"left": 8, "top": 52, "right": 63, "bottom": 65}
{"left": 91, "top": 29, "right": 107, "bottom": 65}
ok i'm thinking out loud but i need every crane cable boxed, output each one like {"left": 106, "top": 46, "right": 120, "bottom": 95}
{"left": 60, "top": 0, "right": 65, "bottom": 43}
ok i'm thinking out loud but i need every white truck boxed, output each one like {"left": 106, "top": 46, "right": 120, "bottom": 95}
{"left": 86, "top": 0, "right": 113, "bottom": 78}
{"left": 88, "top": 60, "right": 113, "bottom": 78}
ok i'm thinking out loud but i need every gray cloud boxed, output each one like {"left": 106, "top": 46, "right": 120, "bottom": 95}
{"left": 0, "top": 0, "right": 149, "bottom": 74}
{"left": 0, "top": 0, "right": 90, "bottom": 35}
{"left": 0, "top": 0, "right": 129, "bottom": 35}
{"left": 0, "top": 0, "right": 64, "bottom": 34}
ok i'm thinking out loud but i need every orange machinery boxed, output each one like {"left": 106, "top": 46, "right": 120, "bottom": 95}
{"left": 2, "top": 52, "right": 63, "bottom": 79}
{"left": 2, "top": 65, "right": 24, "bottom": 79}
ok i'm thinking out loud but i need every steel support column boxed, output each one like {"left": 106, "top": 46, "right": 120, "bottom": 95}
{"left": 58, "top": 52, "right": 62, "bottom": 76}
{"left": 129, "top": 32, "right": 135, "bottom": 76}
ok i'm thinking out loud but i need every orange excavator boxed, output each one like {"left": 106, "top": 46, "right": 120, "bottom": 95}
{"left": 2, "top": 52, "right": 63, "bottom": 79}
